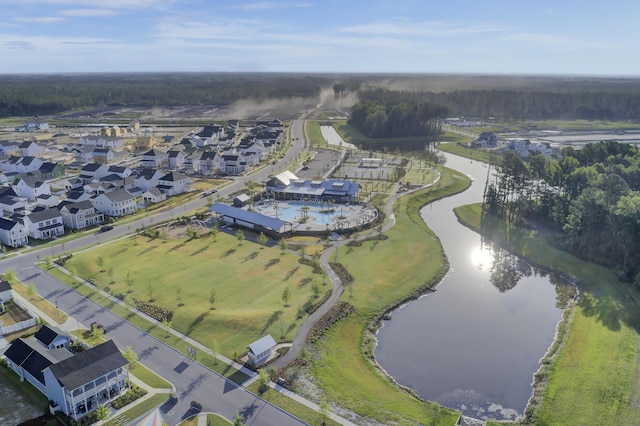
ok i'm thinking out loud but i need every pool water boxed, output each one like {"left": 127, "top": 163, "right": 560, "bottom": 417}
{"left": 257, "top": 201, "right": 341, "bottom": 224}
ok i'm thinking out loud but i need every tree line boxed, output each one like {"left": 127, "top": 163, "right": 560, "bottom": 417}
{"left": 348, "top": 99, "right": 448, "bottom": 139}
{"left": 484, "top": 141, "right": 640, "bottom": 286}
{"left": 0, "top": 73, "right": 325, "bottom": 117}
{"left": 358, "top": 88, "right": 640, "bottom": 120}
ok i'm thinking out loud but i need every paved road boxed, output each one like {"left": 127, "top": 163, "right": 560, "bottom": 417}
{"left": 0, "top": 121, "right": 309, "bottom": 426}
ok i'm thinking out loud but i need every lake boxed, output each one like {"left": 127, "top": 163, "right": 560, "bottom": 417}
{"left": 0, "top": 365, "right": 45, "bottom": 426}
{"left": 374, "top": 153, "right": 577, "bottom": 421}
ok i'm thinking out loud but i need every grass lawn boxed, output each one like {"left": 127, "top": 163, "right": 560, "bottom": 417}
{"left": 437, "top": 141, "right": 501, "bottom": 164}
{"left": 247, "top": 383, "right": 341, "bottom": 426}
{"left": 130, "top": 363, "right": 172, "bottom": 390}
{"left": 454, "top": 203, "right": 640, "bottom": 425}
{"left": 333, "top": 121, "right": 426, "bottom": 148}
{"left": 11, "top": 280, "right": 68, "bottom": 325}
{"left": 62, "top": 231, "right": 318, "bottom": 357}
{"left": 178, "top": 413, "right": 232, "bottom": 425}
{"left": 307, "top": 166, "right": 470, "bottom": 425}
{"left": 306, "top": 120, "right": 329, "bottom": 149}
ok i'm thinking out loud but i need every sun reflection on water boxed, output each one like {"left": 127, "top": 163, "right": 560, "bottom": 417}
{"left": 471, "top": 245, "right": 495, "bottom": 270}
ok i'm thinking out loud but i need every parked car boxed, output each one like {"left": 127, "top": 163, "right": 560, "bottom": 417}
{"left": 90, "top": 322, "right": 107, "bottom": 334}
{"left": 190, "top": 401, "right": 202, "bottom": 412}
{"left": 100, "top": 225, "right": 113, "bottom": 232}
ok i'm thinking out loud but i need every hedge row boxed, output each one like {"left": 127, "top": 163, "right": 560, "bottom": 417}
{"left": 306, "top": 302, "right": 355, "bottom": 344}
{"left": 132, "top": 298, "right": 173, "bottom": 322}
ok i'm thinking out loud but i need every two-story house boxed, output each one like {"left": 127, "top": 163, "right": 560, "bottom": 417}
{"left": 92, "top": 189, "right": 137, "bottom": 217}
{"left": 13, "top": 176, "right": 51, "bottom": 201}
{"left": 0, "top": 217, "right": 28, "bottom": 247}
{"left": 134, "top": 169, "right": 164, "bottom": 192}
{"left": 19, "top": 141, "right": 45, "bottom": 157}
{"left": 140, "top": 149, "right": 167, "bottom": 169}
{"left": 60, "top": 201, "right": 104, "bottom": 230}
{"left": 167, "top": 150, "right": 186, "bottom": 169}
{"left": 79, "top": 135, "right": 123, "bottom": 149}
{"left": 156, "top": 171, "right": 191, "bottom": 196}
{"left": 22, "top": 208, "right": 65, "bottom": 240}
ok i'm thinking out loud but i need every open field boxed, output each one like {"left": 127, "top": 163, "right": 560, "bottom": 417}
{"left": 63, "top": 229, "right": 319, "bottom": 356}
{"left": 300, "top": 166, "right": 470, "bottom": 425}
{"left": 454, "top": 203, "right": 640, "bottom": 425}
{"left": 437, "top": 141, "right": 501, "bottom": 164}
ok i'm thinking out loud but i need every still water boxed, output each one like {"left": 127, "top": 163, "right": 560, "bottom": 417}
{"left": 375, "top": 153, "right": 577, "bottom": 421}
{"left": 0, "top": 366, "right": 45, "bottom": 425}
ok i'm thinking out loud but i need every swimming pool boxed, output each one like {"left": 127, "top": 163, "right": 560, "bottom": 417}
{"left": 256, "top": 200, "right": 343, "bottom": 225}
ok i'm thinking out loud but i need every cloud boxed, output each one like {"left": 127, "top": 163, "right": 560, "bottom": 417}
{"left": 338, "top": 20, "right": 510, "bottom": 37}
{"left": 3, "top": 40, "right": 37, "bottom": 50}
{"left": 14, "top": 16, "right": 65, "bottom": 24}
{"left": 2, "top": 0, "right": 177, "bottom": 9}
{"left": 504, "top": 32, "right": 610, "bottom": 50}
{"left": 237, "top": 2, "right": 313, "bottom": 10}
{"left": 61, "top": 8, "right": 121, "bottom": 17}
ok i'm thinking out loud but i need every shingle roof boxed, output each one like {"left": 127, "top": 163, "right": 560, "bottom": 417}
{"left": 0, "top": 279, "right": 11, "bottom": 292}
{"left": 159, "top": 171, "right": 188, "bottom": 182}
{"left": 48, "top": 340, "right": 128, "bottom": 390}
{"left": 81, "top": 163, "right": 104, "bottom": 172}
{"left": 210, "top": 203, "right": 288, "bottom": 231}
{"left": 0, "top": 217, "right": 21, "bottom": 231}
{"left": 61, "top": 200, "right": 94, "bottom": 214}
{"left": 34, "top": 325, "right": 68, "bottom": 346}
{"left": 4, "top": 338, "right": 72, "bottom": 385}
{"left": 102, "top": 189, "right": 135, "bottom": 202}
{"left": 27, "top": 208, "right": 61, "bottom": 223}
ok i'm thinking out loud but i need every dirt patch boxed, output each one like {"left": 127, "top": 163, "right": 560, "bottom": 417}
{"left": 160, "top": 223, "right": 209, "bottom": 239}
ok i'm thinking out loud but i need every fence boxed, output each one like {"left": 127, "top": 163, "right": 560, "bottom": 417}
{"left": 0, "top": 317, "right": 37, "bottom": 336}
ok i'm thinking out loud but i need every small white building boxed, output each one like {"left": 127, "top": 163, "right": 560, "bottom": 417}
{"left": 0, "top": 217, "right": 28, "bottom": 248}
{"left": 157, "top": 171, "right": 191, "bottom": 196}
{"left": 92, "top": 189, "right": 137, "bottom": 217}
{"left": 23, "top": 208, "right": 65, "bottom": 240}
{"left": 79, "top": 135, "right": 123, "bottom": 149}
{"left": 247, "top": 335, "right": 277, "bottom": 368}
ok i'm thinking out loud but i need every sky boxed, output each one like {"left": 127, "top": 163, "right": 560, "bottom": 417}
{"left": 0, "top": 0, "right": 638, "bottom": 75}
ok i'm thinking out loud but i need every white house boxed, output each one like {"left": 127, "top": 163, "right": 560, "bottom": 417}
{"left": 19, "top": 141, "right": 45, "bottom": 157}
{"left": 167, "top": 150, "right": 186, "bottom": 169}
{"left": 33, "top": 325, "right": 71, "bottom": 350}
{"left": 4, "top": 339, "right": 130, "bottom": 421}
{"left": 13, "top": 176, "right": 51, "bottom": 201}
{"left": 79, "top": 135, "right": 123, "bottom": 149}
{"left": 247, "top": 335, "right": 277, "bottom": 367}
{"left": 156, "top": 171, "right": 191, "bottom": 196}
{"left": 0, "top": 140, "right": 21, "bottom": 156}
{"left": 0, "top": 195, "right": 27, "bottom": 216}
{"left": 140, "top": 149, "right": 167, "bottom": 169}
{"left": 79, "top": 163, "right": 110, "bottom": 183}
{"left": 23, "top": 208, "right": 65, "bottom": 240}
{"left": 142, "top": 188, "right": 166, "bottom": 204}
{"left": 92, "top": 189, "right": 137, "bottom": 217}
{"left": 0, "top": 280, "right": 12, "bottom": 312}
{"left": 60, "top": 201, "right": 104, "bottom": 230}
{"left": 2, "top": 156, "right": 44, "bottom": 174}
{"left": 134, "top": 169, "right": 164, "bottom": 192}
{"left": 0, "top": 218, "right": 28, "bottom": 247}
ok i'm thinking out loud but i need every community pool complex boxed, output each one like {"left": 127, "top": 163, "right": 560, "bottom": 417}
{"left": 256, "top": 200, "right": 377, "bottom": 232}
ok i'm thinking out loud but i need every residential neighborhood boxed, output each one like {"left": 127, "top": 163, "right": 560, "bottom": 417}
{"left": 0, "top": 118, "right": 285, "bottom": 248}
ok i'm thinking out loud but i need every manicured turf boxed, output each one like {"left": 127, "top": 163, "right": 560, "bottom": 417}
{"left": 455, "top": 203, "right": 640, "bottom": 425}
{"left": 63, "top": 231, "right": 318, "bottom": 356}
{"left": 11, "top": 280, "right": 68, "bottom": 325}
{"left": 130, "top": 362, "right": 173, "bottom": 390}
{"left": 437, "top": 141, "right": 501, "bottom": 164}
{"left": 309, "top": 165, "right": 470, "bottom": 425}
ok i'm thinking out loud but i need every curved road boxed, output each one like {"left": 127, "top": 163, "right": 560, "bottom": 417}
{"left": 0, "top": 119, "right": 308, "bottom": 425}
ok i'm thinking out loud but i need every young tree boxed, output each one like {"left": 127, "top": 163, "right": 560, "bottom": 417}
{"left": 233, "top": 412, "right": 244, "bottom": 426}
{"left": 91, "top": 324, "right": 105, "bottom": 340}
{"left": 209, "top": 288, "right": 216, "bottom": 310}
{"left": 299, "top": 245, "right": 306, "bottom": 260}
{"left": 45, "top": 255, "right": 53, "bottom": 268}
{"left": 161, "top": 318, "right": 172, "bottom": 338}
{"left": 177, "top": 287, "right": 183, "bottom": 306}
{"left": 311, "top": 281, "right": 320, "bottom": 299}
{"left": 96, "top": 255, "right": 105, "bottom": 272}
{"left": 4, "top": 269, "right": 16, "bottom": 283}
{"left": 210, "top": 338, "right": 219, "bottom": 365}
{"left": 257, "top": 369, "right": 269, "bottom": 393}
{"left": 319, "top": 399, "right": 330, "bottom": 425}
{"left": 257, "top": 232, "right": 268, "bottom": 247}
{"left": 123, "top": 346, "right": 137, "bottom": 367}
{"left": 125, "top": 272, "right": 134, "bottom": 293}
{"left": 107, "top": 266, "right": 114, "bottom": 284}
{"left": 96, "top": 404, "right": 110, "bottom": 424}
{"left": 236, "top": 229, "right": 245, "bottom": 245}
{"left": 278, "top": 238, "right": 287, "bottom": 254}
{"left": 282, "top": 286, "right": 291, "bottom": 307}
{"left": 211, "top": 224, "right": 219, "bottom": 242}
{"left": 27, "top": 282, "right": 36, "bottom": 299}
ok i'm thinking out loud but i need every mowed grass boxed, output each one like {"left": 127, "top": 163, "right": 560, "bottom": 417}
{"left": 437, "top": 141, "right": 501, "bottom": 164}
{"left": 64, "top": 231, "right": 318, "bottom": 356}
{"left": 455, "top": 203, "right": 640, "bottom": 425}
{"left": 309, "top": 166, "right": 470, "bottom": 425}
{"left": 11, "top": 280, "right": 68, "bottom": 325}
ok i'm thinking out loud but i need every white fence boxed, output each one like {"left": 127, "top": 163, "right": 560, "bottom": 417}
{"left": 0, "top": 317, "right": 37, "bottom": 335}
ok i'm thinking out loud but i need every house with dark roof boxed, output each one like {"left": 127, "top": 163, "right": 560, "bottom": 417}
{"left": 140, "top": 149, "right": 167, "bottom": 169}
{"left": 134, "top": 169, "right": 164, "bottom": 192}
{"left": 13, "top": 176, "right": 51, "bottom": 201}
{"left": 167, "top": 150, "right": 186, "bottom": 169}
{"left": 3, "top": 339, "right": 130, "bottom": 421}
{"left": 106, "top": 165, "right": 132, "bottom": 178}
{"left": 39, "top": 162, "right": 65, "bottom": 180}
{"left": 0, "top": 280, "right": 12, "bottom": 312}
{"left": 60, "top": 200, "right": 104, "bottom": 230}
{"left": 157, "top": 171, "right": 191, "bottom": 196}
{"left": 2, "top": 156, "right": 43, "bottom": 175}
{"left": 19, "top": 140, "right": 45, "bottom": 157}
{"left": 79, "top": 163, "right": 110, "bottom": 183}
{"left": 0, "top": 194, "right": 27, "bottom": 216}
{"left": 0, "top": 140, "right": 21, "bottom": 156}
{"left": 266, "top": 176, "right": 360, "bottom": 204}
{"left": 22, "top": 208, "right": 65, "bottom": 240}
{"left": 34, "top": 325, "right": 71, "bottom": 350}
{"left": 64, "top": 190, "right": 92, "bottom": 203}
{"left": 92, "top": 189, "right": 137, "bottom": 217}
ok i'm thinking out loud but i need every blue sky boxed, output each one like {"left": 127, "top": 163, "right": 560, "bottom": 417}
{"left": 1, "top": 0, "right": 638, "bottom": 75}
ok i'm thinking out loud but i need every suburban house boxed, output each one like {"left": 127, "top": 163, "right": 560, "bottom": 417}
{"left": 134, "top": 135, "right": 155, "bottom": 150}
{"left": 0, "top": 217, "right": 29, "bottom": 248}
{"left": 247, "top": 335, "right": 277, "bottom": 367}
{"left": 65, "top": 190, "right": 92, "bottom": 203}
{"left": 3, "top": 339, "right": 130, "bottom": 421}
{"left": 0, "top": 194, "right": 27, "bottom": 216}
{"left": 134, "top": 169, "right": 164, "bottom": 192}
{"left": 60, "top": 201, "right": 104, "bottom": 230}
{"left": 73, "top": 146, "right": 95, "bottom": 163}
{"left": 39, "top": 162, "right": 65, "bottom": 180}
{"left": 106, "top": 165, "right": 132, "bottom": 179}
{"left": 36, "top": 194, "right": 60, "bottom": 209}
{"left": 79, "top": 135, "right": 123, "bottom": 149}
{"left": 142, "top": 188, "right": 166, "bottom": 204}
{"left": 471, "top": 132, "right": 499, "bottom": 148}
{"left": 22, "top": 208, "right": 65, "bottom": 240}
{"left": 199, "top": 151, "right": 223, "bottom": 174}
{"left": 3, "top": 156, "right": 44, "bottom": 175}
{"left": 92, "top": 189, "right": 137, "bottom": 217}
{"left": 0, "top": 140, "right": 21, "bottom": 156}
{"left": 156, "top": 171, "right": 191, "bottom": 196}
{"left": 91, "top": 148, "right": 115, "bottom": 164}
{"left": 167, "top": 150, "right": 186, "bottom": 169}
{"left": 140, "top": 149, "right": 167, "bottom": 169}
{"left": 79, "top": 163, "right": 110, "bottom": 183}
{"left": 34, "top": 325, "right": 71, "bottom": 350}
{"left": 13, "top": 176, "right": 51, "bottom": 201}
{"left": 64, "top": 178, "right": 84, "bottom": 191}
{"left": 19, "top": 141, "right": 45, "bottom": 157}
{"left": 222, "top": 154, "right": 247, "bottom": 175}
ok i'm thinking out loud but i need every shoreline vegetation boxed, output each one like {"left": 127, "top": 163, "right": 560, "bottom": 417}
{"left": 454, "top": 203, "right": 640, "bottom": 425}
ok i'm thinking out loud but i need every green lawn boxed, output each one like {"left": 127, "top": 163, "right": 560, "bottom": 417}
{"left": 62, "top": 231, "right": 318, "bottom": 357}
{"left": 130, "top": 362, "right": 173, "bottom": 390}
{"left": 332, "top": 121, "right": 426, "bottom": 148}
{"left": 305, "top": 120, "right": 329, "bottom": 149}
{"left": 437, "top": 141, "right": 501, "bottom": 164}
{"left": 454, "top": 203, "right": 640, "bottom": 425}
{"left": 104, "top": 393, "right": 168, "bottom": 426}
{"left": 307, "top": 166, "right": 470, "bottom": 425}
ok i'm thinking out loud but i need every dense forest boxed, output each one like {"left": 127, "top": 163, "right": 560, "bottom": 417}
{"left": 358, "top": 88, "right": 640, "bottom": 120}
{"left": 0, "top": 73, "right": 325, "bottom": 117}
{"left": 348, "top": 99, "right": 448, "bottom": 138}
{"left": 484, "top": 141, "right": 640, "bottom": 285}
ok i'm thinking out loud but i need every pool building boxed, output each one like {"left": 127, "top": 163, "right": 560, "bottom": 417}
{"left": 266, "top": 171, "right": 359, "bottom": 203}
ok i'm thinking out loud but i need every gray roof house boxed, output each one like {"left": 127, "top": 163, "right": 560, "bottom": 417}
{"left": 247, "top": 335, "right": 277, "bottom": 367}
{"left": 3, "top": 339, "right": 130, "bottom": 421}
{"left": 92, "top": 189, "right": 137, "bottom": 217}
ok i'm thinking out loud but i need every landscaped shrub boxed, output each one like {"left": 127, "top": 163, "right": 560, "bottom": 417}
{"left": 328, "top": 262, "right": 354, "bottom": 285}
{"left": 111, "top": 385, "right": 147, "bottom": 409}
{"left": 306, "top": 302, "right": 355, "bottom": 343}
{"left": 298, "top": 257, "right": 323, "bottom": 274}
{"left": 132, "top": 298, "right": 173, "bottom": 322}
{"left": 305, "top": 289, "right": 332, "bottom": 315}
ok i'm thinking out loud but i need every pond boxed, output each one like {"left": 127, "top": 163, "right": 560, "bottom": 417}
{"left": 374, "top": 153, "right": 577, "bottom": 421}
{"left": 0, "top": 365, "right": 46, "bottom": 425}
